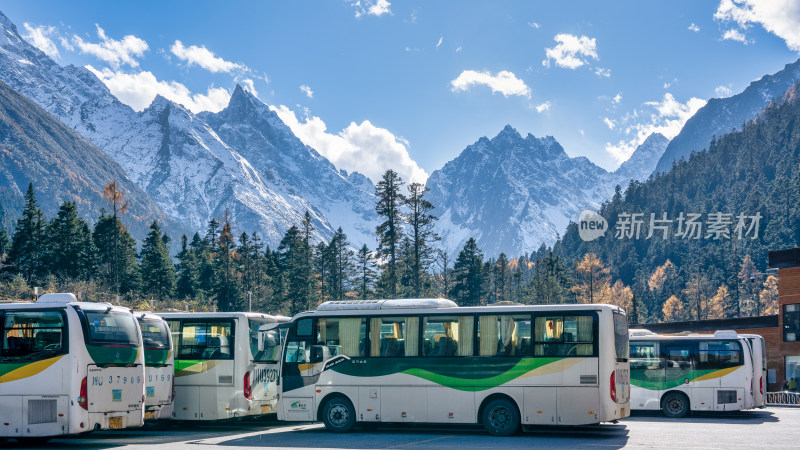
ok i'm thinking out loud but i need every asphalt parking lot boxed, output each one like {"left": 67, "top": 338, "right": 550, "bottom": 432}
{"left": 3, "top": 407, "right": 799, "bottom": 449}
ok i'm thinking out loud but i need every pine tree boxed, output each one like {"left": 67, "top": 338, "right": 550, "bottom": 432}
{"left": 313, "top": 241, "right": 331, "bottom": 303}
{"left": 102, "top": 181, "right": 129, "bottom": 292}
{"left": 0, "top": 227, "right": 10, "bottom": 260}
{"left": 198, "top": 219, "right": 220, "bottom": 295}
{"left": 278, "top": 226, "right": 311, "bottom": 314}
{"left": 356, "top": 244, "right": 377, "bottom": 299}
{"left": 76, "top": 222, "right": 97, "bottom": 281}
{"left": 328, "top": 227, "right": 354, "bottom": 300}
{"left": 759, "top": 275, "right": 778, "bottom": 315}
{"left": 450, "top": 238, "right": 484, "bottom": 306}
{"left": 662, "top": 295, "right": 685, "bottom": 322}
{"left": 7, "top": 183, "right": 46, "bottom": 281}
{"left": 404, "top": 182, "right": 438, "bottom": 297}
{"left": 434, "top": 249, "right": 452, "bottom": 299}
{"left": 139, "top": 221, "right": 176, "bottom": 301}
{"left": 215, "top": 215, "right": 240, "bottom": 311}
{"left": 708, "top": 285, "right": 729, "bottom": 320}
{"left": 494, "top": 253, "right": 509, "bottom": 302}
{"left": 175, "top": 234, "right": 199, "bottom": 299}
{"left": 93, "top": 212, "right": 139, "bottom": 294}
{"left": 375, "top": 169, "right": 405, "bottom": 298}
{"left": 572, "top": 253, "right": 610, "bottom": 304}
{"left": 46, "top": 201, "right": 87, "bottom": 280}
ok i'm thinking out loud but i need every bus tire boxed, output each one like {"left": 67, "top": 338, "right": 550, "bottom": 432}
{"left": 661, "top": 392, "right": 689, "bottom": 418}
{"left": 482, "top": 398, "right": 520, "bottom": 436}
{"left": 322, "top": 396, "right": 356, "bottom": 433}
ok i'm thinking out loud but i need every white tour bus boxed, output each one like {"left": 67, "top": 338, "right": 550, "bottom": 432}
{"left": 276, "top": 299, "right": 630, "bottom": 435}
{"left": 629, "top": 329, "right": 755, "bottom": 417}
{"left": 0, "top": 293, "right": 145, "bottom": 442}
{"left": 134, "top": 312, "right": 174, "bottom": 420}
{"left": 740, "top": 334, "right": 766, "bottom": 408}
{"left": 158, "top": 312, "right": 289, "bottom": 420}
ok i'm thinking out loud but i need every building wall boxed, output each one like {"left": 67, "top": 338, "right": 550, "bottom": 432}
{"left": 777, "top": 266, "right": 800, "bottom": 390}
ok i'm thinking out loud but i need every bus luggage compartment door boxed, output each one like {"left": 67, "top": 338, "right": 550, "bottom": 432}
{"left": 524, "top": 387, "right": 557, "bottom": 425}
{"left": 22, "top": 395, "right": 68, "bottom": 436}
{"left": 0, "top": 396, "right": 23, "bottom": 436}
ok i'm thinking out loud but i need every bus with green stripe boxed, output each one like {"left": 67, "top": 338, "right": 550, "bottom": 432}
{"left": 134, "top": 312, "right": 174, "bottom": 421}
{"left": 158, "top": 312, "right": 289, "bottom": 421}
{"left": 275, "top": 299, "right": 630, "bottom": 435}
{"left": 629, "top": 329, "right": 756, "bottom": 417}
{"left": 0, "top": 293, "right": 145, "bottom": 443}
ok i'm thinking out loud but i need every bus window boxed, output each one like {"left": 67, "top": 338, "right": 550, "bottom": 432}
{"left": 368, "top": 317, "right": 419, "bottom": 357}
{"left": 630, "top": 342, "right": 662, "bottom": 369}
{"left": 179, "top": 321, "right": 234, "bottom": 360}
{"left": 317, "top": 317, "right": 366, "bottom": 357}
{"left": 137, "top": 317, "right": 170, "bottom": 350}
{"left": 477, "top": 314, "right": 532, "bottom": 357}
{"left": 83, "top": 310, "right": 140, "bottom": 346}
{"left": 533, "top": 314, "right": 595, "bottom": 357}
{"left": 613, "top": 312, "right": 629, "bottom": 362}
{"left": 249, "top": 318, "right": 280, "bottom": 361}
{"left": 422, "top": 316, "right": 473, "bottom": 357}
{"left": 697, "top": 340, "right": 742, "bottom": 370}
{"left": 1, "top": 310, "right": 67, "bottom": 361}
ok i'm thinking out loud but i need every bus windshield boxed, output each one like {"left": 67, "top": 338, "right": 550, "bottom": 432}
{"left": 250, "top": 317, "right": 280, "bottom": 362}
{"left": 613, "top": 312, "right": 628, "bottom": 362}
{"left": 82, "top": 310, "right": 140, "bottom": 346}
{"left": 137, "top": 317, "right": 170, "bottom": 350}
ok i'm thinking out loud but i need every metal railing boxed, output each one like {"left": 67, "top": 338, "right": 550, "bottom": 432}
{"left": 766, "top": 391, "right": 800, "bottom": 405}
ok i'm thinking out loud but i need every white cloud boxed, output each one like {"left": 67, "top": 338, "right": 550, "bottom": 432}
{"left": 352, "top": 0, "right": 392, "bottom": 19}
{"left": 715, "top": 84, "right": 733, "bottom": 97}
{"left": 721, "top": 28, "right": 751, "bottom": 44}
{"left": 595, "top": 67, "right": 611, "bottom": 78}
{"left": 86, "top": 65, "right": 230, "bottom": 113}
{"left": 603, "top": 117, "right": 616, "bottom": 130}
{"left": 528, "top": 22, "right": 541, "bottom": 29}
{"left": 239, "top": 78, "right": 259, "bottom": 97}
{"left": 73, "top": 24, "right": 148, "bottom": 68}
{"left": 450, "top": 70, "right": 531, "bottom": 98}
{"left": 22, "top": 23, "right": 60, "bottom": 59}
{"left": 613, "top": 93, "right": 622, "bottom": 104}
{"left": 604, "top": 93, "right": 706, "bottom": 164}
{"left": 59, "top": 36, "right": 74, "bottom": 51}
{"left": 663, "top": 82, "right": 671, "bottom": 89}
{"left": 542, "top": 33, "right": 598, "bottom": 69}
{"left": 579, "top": 129, "right": 585, "bottom": 136}
{"left": 688, "top": 23, "right": 701, "bottom": 32}
{"left": 535, "top": 101, "right": 551, "bottom": 113}
{"left": 170, "top": 40, "right": 245, "bottom": 74}
{"left": 456, "top": 46, "right": 462, "bottom": 53}
{"left": 715, "top": 0, "right": 800, "bottom": 51}
{"left": 436, "top": 36, "right": 443, "bottom": 48}
{"left": 299, "top": 84, "right": 314, "bottom": 98}
{"left": 270, "top": 105, "right": 427, "bottom": 184}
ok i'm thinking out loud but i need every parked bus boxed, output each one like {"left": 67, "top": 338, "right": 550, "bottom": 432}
{"left": 276, "top": 299, "right": 630, "bottom": 435}
{"left": 134, "top": 312, "right": 174, "bottom": 420}
{"left": 629, "top": 329, "right": 755, "bottom": 417}
{"left": 157, "top": 312, "right": 289, "bottom": 421}
{"left": 740, "top": 334, "right": 766, "bottom": 408}
{"left": 0, "top": 293, "right": 145, "bottom": 442}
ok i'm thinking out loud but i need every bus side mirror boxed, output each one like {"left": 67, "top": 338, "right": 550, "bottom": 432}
{"left": 310, "top": 345, "right": 330, "bottom": 364}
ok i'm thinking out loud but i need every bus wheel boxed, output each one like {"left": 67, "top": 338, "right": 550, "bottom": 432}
{"left": 322, "top": 396, "right": 356, "bottom": 433}
{"left": 482, "top": 398, "right": 520, "bottom": 436}
{"left": 661, "top": 392, "right": 689, "bottom": 418}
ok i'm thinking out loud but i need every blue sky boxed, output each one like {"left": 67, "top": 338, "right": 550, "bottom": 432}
{"left": 3, "top": 1, "right": 799, "bottom": 183}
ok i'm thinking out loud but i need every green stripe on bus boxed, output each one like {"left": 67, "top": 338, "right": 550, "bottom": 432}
{"left": 631, "top": 365, "right": 742, "bottom": 390}
{"left": 332, "top": 357, "right": 566, "bottom": 391}
{"left": 87, "top": 344, "right": 139, "bottom": 365}
{"left": 144, "top": 348, "right": 170, "bottom": 367}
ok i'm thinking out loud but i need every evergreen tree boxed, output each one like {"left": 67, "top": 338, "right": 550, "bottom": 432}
{"left": 0, "top": 227, "right": 10, "bottom": 261}
{"left": 278, "top": 226, "right": 311, "bottom": 314}
{"left": 375, "top": 169, "right": 405, "bottom": 298}
{"left": 313, "top": 241, "right": 331, "bottom": 303}
{"left": 176, "top": 234, "right": 200, "bottom": 299}
{"left": 215, "top": 215, "right": 241, "bottom": 311}
{"left": 198, "top": 219, "right": 220, "bottom": 295}
{"left": 76, "top": 222, "right": 98, "bottom": 281}
{"left": 93, "top": 212, "right": 139, "bottom": 294}
{"left": 7, "top": 183, "right": 46, "bottom": 281}
{"left": 102, "top": 181, "right": 129, "bottom": 292}
{"left": 404, "top": 182, "right": 439, "bottom": 297}
{"left": 356, "top": 244, "right": 377, "bottom": 299}
{"left": 434, "top": 249, "right": 452, "bottom": 299}
{"left": 46, "top": 201, "right": 87, "bottom": 280}
{"left": 450, "top": 238, "right": 484, "bottom": 306}
{"left": 328, "top": 227, "right": 354, "bottom": 300}
{"left": 140, "top": 220, "right": 176, "bottom": 301}
{"left": 494, "top": 253, "right": 509, "bottom": 302}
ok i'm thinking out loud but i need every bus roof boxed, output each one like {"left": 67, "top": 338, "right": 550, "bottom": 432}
{"left": 630, "top": 330, "right": 744, "bottom": 340}
{"left": 156, "top": 311, "right": 289, "bottom": 322}
{"left": 0, "top": 300, "right": 130, "bottom": 313}
{"left": 317, "top": 298, "right": 457, "bottom": 311}
{"left": 292, "top": 302, "right": 624, "bottom": 320}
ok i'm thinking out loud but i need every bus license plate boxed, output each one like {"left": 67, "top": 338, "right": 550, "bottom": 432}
{"left": 109, "top": 417, "right": 123, "bottom": 429}
{"left": 261, "top": 405, "right": 270, "bottom": 414}
{"left": 145, "top": 411, "right": 156, "bottom": 420}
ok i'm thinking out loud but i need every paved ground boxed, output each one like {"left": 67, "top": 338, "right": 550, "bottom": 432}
{"left": 4, "top": 407, "right": 800, "bottom": 449}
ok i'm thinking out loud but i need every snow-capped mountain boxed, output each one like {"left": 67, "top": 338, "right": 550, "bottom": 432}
{"left": 614, "top": 133, "right": 668, "bottom": 183}
{"left": 654, "top": 58, "right": 800, "bottom": 174}
{"left": 0, "top": 11, "right": 377, "bottom": 247}
{"left": 427, "top": 127, "right": 668, "bottom": 257}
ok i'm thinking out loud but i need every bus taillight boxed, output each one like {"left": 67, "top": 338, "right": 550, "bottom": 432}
{"left": 760, "top": 376, "right": 763, "bottom": 395}
{"left": 610, "top": 371, "right": 617, "bottom": 402}
{"left": 78, "top": 377, "right": 88, "bottom": 410}
{"left": 243, "top": 371, "right": 252, "bottom": 400}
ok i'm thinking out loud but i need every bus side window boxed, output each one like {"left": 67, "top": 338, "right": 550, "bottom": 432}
{"left": 630, "top": 342, "right": 662, "bottom": 369}
{"left": 477, "top": 314, "right": 532, "bottom": 357}
{"left": 697, "top": 340, "right": 743, "bottom": 370}
{"left": 317, "top": 317, "right": 365, "bottom": 357}
{"left": 533, "top": 314, "right": 595, "bottom": 357}
{"left": 1, "top": 311, "right": 66, "bottom": 360}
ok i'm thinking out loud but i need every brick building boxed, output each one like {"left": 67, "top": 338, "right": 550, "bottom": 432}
{"left": 633, "top": 247, "right": 800, "bottom": 392}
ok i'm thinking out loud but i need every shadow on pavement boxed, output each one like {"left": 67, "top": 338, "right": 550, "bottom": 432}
{"left": 627, "top": 408, "right": 778, "bottom": 424}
